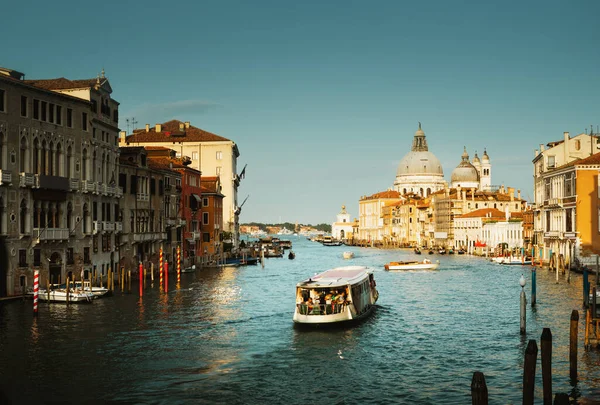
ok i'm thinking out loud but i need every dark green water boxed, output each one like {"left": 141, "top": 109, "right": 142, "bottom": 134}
{"left": 0, "top": 238, "right": 598, "bottom": 404}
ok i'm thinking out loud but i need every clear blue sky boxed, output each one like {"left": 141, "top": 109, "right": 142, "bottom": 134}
{"left": 2, "top": 0, "right": 599, "bottom": 224}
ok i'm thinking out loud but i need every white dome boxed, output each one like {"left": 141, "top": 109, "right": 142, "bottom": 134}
{"left": 451, "top": 147, "right": 479, "bottom": 185}
{"left": 482, "top": 149, "right": 490, "bottom": 163}
{"left": 396, "top": 151, "right": 444, "bottom": 176}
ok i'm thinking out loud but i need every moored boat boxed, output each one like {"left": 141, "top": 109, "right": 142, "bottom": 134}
{"left": 293, "top": 266, "right": 378, "bottom": 325}
{"left": 492, "top": 256, "right": 532, "bottom": 265}
{"left": 414, "top": 248, "right": 422, "bottom": 255}
{"left": 384, "top": 259, "right": 439, "bottom": 271}
{"left": 38, "top": 289, "right": 94, "bottom": 303}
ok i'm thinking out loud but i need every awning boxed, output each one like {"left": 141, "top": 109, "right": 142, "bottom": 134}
{"left": 191, "top": 194, "right": 201, "bottom": 202}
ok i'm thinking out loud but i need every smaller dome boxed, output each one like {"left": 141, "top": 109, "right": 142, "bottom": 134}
{"left": 472, "top": 151, "right": 480, "bottom": 164}
{"left": 451, "top": 147, "right": 480, "bottom": 184}
{"left": 482, "top": 148, "right": 490, "bottom": 163}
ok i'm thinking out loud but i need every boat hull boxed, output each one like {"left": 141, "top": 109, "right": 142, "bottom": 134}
{"left": 385, "top": 263, "right": 439, "bottom": 271}
{"left": 38, "top": 289, "right": 94, "bottom": 303}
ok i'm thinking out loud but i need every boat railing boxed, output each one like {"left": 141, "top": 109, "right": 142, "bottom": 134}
{"left": 296, "top": 303, "right": 347, "bottom": 315}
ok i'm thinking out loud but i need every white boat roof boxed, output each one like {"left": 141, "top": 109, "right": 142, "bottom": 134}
{"left": 297, "top": 266, "right": 371, "bottom": 288}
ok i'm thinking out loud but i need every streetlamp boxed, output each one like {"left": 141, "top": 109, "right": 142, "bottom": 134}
{"left": 520, "top": 274, "right": 527, "bottom": 335}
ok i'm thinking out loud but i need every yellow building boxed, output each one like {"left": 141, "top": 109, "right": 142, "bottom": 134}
{"left": 358, "top": 190, "right": 400, "bottom": 243}
{"left": 573, "top": 153, "right": 600, "bottom": 261}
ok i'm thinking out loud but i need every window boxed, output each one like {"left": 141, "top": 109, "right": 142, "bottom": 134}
{"left": 150, "top": 178, "right": 156, "bottom": 195}
{"left": 41, "top": 101, "right": 47, "bottom": 121}
{"left": 159, "top": 179, "right": 163, "bottom": 196}
{"left": 566, "top": 209, "right": 572, "bottom": 233}
{"left": 19, "top": 249, "right": 27, "bottom": 267}
{"left": 67, "top": 108, "right": 73, "bottom": 127}
{"left": 546, "top": 211, "right": 551, "bottom": 232}
{"left": 34, "top": 249, "right": 41, "bottom": 266}
{"left": 84, "top": 247, "right": 90, "bottom": 264}
{"left": 203, "top": 212, "right": 209, "bottom": 225}
{"left": 82, "top": 112, "right": 88, "bottom": 131}
{"left": 48, "top": 104, "right": 55, "bottom": 123}
{"left": 216, "top": 151, "right": 223, "bottom": 160}
{"left": 33, "top": 99, "right": 40, "bottom": 119}
{"left": 547, "top": 155, "right": 555, "bottom": 169}
{"left": 575, "top": 140, "right": 581, "bottom": 151}
{"left": 21, "top": 96, "right": 27, "bottom": 117}
{"left": 203, "top": 197, "right": 209, "bottom": 207}
{"left": 192, "top": 151, "right": 198, "bottom": 160}
{"left": 130, "top": 175, "right": 137, "bottom": 194}
{"left": 56, "top": 105, "right": 62, "bottom": 125}
{"left": 216, "top": 166, "right": 221, "bottom": 176}
{"left": 0, "top": 89, "right": 5, "bottom": 112}
{"left": 203, "top": 232, "right": 210, "bottom": 242}
{"left": 544, "top": 179, "right": 551, "bottom": 200}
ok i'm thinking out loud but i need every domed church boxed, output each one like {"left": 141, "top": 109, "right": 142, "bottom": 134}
{"left": 393, "top": 123, "right": 446, "bottom": 197}
{"left": 451, "top": 147, "right": 492, "bottom": 191}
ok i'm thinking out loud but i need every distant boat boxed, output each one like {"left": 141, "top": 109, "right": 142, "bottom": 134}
{"left": 343, "top": 251, "right": 354, "bottom": 259}
{"left": 288, "top": 251, "right": 296, "bottom": 260}
{"left": 414, "top": 248, "right": 421, "bottom": 255}
{"left": 384, "top": 259, "right": 439, "bottom": 271}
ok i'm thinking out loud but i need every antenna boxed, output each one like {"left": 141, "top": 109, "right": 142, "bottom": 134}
{"left": 125, "top": 117, "right": 138, "bottom": 134}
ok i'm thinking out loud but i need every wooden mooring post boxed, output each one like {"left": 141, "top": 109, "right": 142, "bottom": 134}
{"left": 522, "top": 339, "right": 538, "bottom": 405}
{"left": 531, "top": 268, "right": 536, "bottom": 307}
{"left": 553, "top": 393, "right": 570, "bottom": 404}
{"left": 570, "top": 310, "right": 579, "bottom": 381}
{"left": 470, "top": 371, "right": 488, "bottom": 405}
{"left": 541, "top": 328, "right": 552, "bottom": 405}
{"left": 520, "top": 275, "right": 526, "bottom": 335}
{"left": 583, "top": 267, "right": 589, "bottom": 308}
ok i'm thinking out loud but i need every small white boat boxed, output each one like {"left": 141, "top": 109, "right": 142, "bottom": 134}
{"left": 37, "top": 289, "right": 94, "bottom": 303}
{"left": 293, "top": 266, "right": 378, "bottom": 325}
{"left": 492, "top": 256, "right": 532, "bottom": 265}
{"left": 343, "top": 251, "right": 354, "bottom": 259}
{"left": 73, "top": 281, "right": 110, "bottom": 298}
{"left": 384, "top": 259, "right": 439, "bottom": 271}
{"left": 181, "top": 265, "right": 196, "bottom": 273}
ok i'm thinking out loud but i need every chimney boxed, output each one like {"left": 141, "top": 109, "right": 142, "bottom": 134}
{"left": 185, "top": 121, "right": 190, "bottom": 129}
{"left": 539, "top": 144, "right": 545, "bottom": 152}
{"left": 179, "top": 122, "right": 185, "bottom": 131}
{"left": 508, "top": 187, "right": 514, "bottom": 201}
{"left": 145, "top": 124, "right": 150, "bottom": 132}
{"left": 564, "top": 131, "right": 570, "bottom": 162}
{"left": 119, "top": 131, "right": 127, "bottom": 144}
{"left": 155, "top": 124, "right": 162, "bottom": 133}
{"left": 517, "top": 189, "right": 521, "bottom": 200}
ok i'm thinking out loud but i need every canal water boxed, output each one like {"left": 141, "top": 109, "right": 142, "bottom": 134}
{"left": 0, "top": 238, "right": 599, "bottom": 404}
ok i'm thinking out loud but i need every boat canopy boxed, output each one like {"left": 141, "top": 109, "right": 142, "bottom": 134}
{"left": 297, "top": 266, "right": 370, "bottom": 288}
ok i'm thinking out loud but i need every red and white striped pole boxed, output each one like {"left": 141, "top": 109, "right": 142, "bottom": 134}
{"left": 139, "top": 262, "right": 143, "bottom": 297}
{"left": 164, "top": 261, "right": 169, "bottom": 293}
{"left": 33, "top": 270, "right": 39, "bottom": 316}
{"left": 159, "top": 246, "right": 163, "bottom": 292}
{"left": 177, "top": 245, "right": 181, "bottom": 286}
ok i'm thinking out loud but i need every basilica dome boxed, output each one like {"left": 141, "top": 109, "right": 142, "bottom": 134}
{"left": 451, "top": 147, "right": 479, "bottom": 188}
{"left": 393, "top": 124, "right": 446, "bottom": 197}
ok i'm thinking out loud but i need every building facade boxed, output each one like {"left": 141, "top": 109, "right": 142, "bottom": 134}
{"left": 0, "top": 67, "right": 121, "bottom": 297}
{"left": 358, "top": 190, "right": 400, "bottom": 242}
{"left": 199, "top": 176, "right": 224, "bottom": 264}
{"left": 331, "top": 205, "right": 354, "bottom": 241}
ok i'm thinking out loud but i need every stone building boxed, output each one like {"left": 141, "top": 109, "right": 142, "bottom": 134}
{"left": 331, "top": 205, "right": 354, "bottom": 241}
{"left": 199, "top": 176, "right": 224, "bottom": 263}
{"left": 121, "top": 120, "right": 243, "bottom": 248}
{"left": 0, "top": 67, "right": 120, "bottom": 297}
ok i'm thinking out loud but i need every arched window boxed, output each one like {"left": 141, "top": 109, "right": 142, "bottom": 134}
{"left": 82, "top": 149, "right": 88, "bottom": 180}
{"left": 101, "top": 153, "right": 105, "bottom": 183}
{"left": 427, "top": 188, "right": 431, "bottom": 196}
{"left": 66, "top": 145, "right": 72, "bottom": 178}
{"left": 92, "top": 151, "right": 97, "bottom": 182}
{"left": 20, "top": 199, "right": 27, "bottom": 234}
{"left": 403, "top": 188, "right": 407, "bottom": 194}
{"left": 20, "top": 137, "right": 28, "bottom": 173}
{"left": 82, "top": 203, "right": 89, "bottom": 234}
{"left": 420, "top": 188, "right": 424, "bottom": 196}
{"left": 33, "top": 138, "right": 40, "bottom": 174}
{"left": 0, "top": 130, "right": 4, "bottom": 170}
{"left": 48, "top": 141, "right": 55, "bottom": 175}
{"left": 0, "top": 197, "right": 4, "bottom": 234}
{"left": 67, "top": 202, "right": 73, "bottom": 230}
{"left": 56, "top": 143, "right": 63, "bottom": 177}
{"left": 41, "top": 140, "right": 47, "bottom": 175}
{"left": 575, "top": 140, "right": 581, "bottom": 151}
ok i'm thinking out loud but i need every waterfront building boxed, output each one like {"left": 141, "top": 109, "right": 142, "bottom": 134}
{"left": 145, "top": 147, "right": 203, "bottom": 269}
{"left": 393, "top": 124, "right": 445, "bottom": 197}
{"left": 532, "top": 131, "right": 599, "bottom": 265}
{"left": 382, "top": 195, "right": 421, "bottom": 246}
{"left": 121, "top": 120, "right": 243, "bottom": 248}
{"left": 358, "top": 190, "right": 400, "bottom": 242}
{"left": 0, "top": 67, "right": 121, "bottom": 297}
{"left": 416, "top": 198, "right": 435, "bottom": 248}
{"left": 455, "top": 208, "right": 523, "bottom": 255}
{"left": 199, "top": 176, "right": 224, "bottom": 264}
{"left": 481, "top": 211, "right": 523, "bottom": 254}
{"left": 432, "top": 186, "right": 526, "bottom": 249}
{"left": 331, "top": 205, "right": 354, "bottom": 241}
{"left": 118, "top": 147, "right": 181, "bottom": 270}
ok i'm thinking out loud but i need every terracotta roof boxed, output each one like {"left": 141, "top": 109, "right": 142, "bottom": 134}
{"left": 144, "top": 146, "right": 172, "bottom": 151}
{"left": 126, "top": 120, "right": 231, "bottom": 143}
{"left": 24, "top": 77, "right": 100, "bottom": 90}
{"left": 364, "top": 190, "right": 400, "bottom": 200}
{"left": 458, "top": 208, "right": 505, "bottom": 219}
{"left": 147, "top": 157, "right": 187, "bottom": 170}
{"left": 573, "top": 152, "right": 600, "bottom": 166}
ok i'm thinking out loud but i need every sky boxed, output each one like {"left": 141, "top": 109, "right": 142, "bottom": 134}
{"left": 2, "top": 0, "right": 599, "bottom": 224}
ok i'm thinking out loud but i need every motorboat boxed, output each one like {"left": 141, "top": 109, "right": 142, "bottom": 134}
{"left": 181, "top": 265, "right": 196, "bottom": 273}
{"left": 428, "top": 250, "right": 434, "bottom": 255}
{"left": 384, "top": 259, "right": 439, "bottom": 271}
{"left": 438, "top": 248, "right": 447, "bottom": 255}
{"left": 38, "top": 288, "right": 94, "bottom": 303}
{"left": 73, "top": 281, "right": 110, "bottom": 298}
{"left": 414, "top": 248, "right": 421, "bottom": 255}
{"left": 457, "top": 249, "right": 466, "bottom": 255}
{"left": 343, "top": 251, "right": 354, "bottom": 259}
{"left": 492, "top": 256, "right": 532, "bottom": 265}
{"left": 293, "top": 266, "right": 378, "bottom": 325}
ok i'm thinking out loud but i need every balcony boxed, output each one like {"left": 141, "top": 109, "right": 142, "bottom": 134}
{"left": 190, "top": 231, "right": 201, "bottom": 240}
{"left": 100, "top": 184, "right": 108, "bottom": 196}
{"left": 93, "top": 221, "right": 102, "bottom": 234}
{"left": 81, "top": 180, "right": 96, "bottom": 193}
{"left": 32, "top": 228, "right": 69, "bottom": 241}
{"left": 37, "top": 175, "right": 69, "bottom": 191}
{"left": 133, "top": 232, "right": 166, "bottom": 243}
{"left": 166, "top": 218, "right": 176, "bottom": 226}
{"left": 69, "top": 178, "right": 80, "bottom": 191}
{"left": 544, "top": 230, "right": 560, "bottom": 239}
{"left": 103, "top": 221, "right": 115, "bottom": 232}
{"left": 19, "top": 172, "right": 35, "bottom": 187}
{"left": 0, "top": 170, "right": 12, "bottom": 185}
{"left": 115, "top": 222, "right": 123, "bottom": 233}
{"left": 136, "top": 193, "right": 149, "bottom": 202}
{"left": 115, "top": 187, "right": 123, "bottom": 198}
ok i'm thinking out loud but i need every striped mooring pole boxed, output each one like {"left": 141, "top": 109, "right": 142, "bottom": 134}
{"left": 164, "top": 261, "right": 169, "bottom": 293}
{"left": 177, "top": 245, "right": 181, "bottom": 286}
{"left": 159, "top": 245, "right": 163, "bottom": 291}
{"left": 139, "top": 262, "right": 143, "bottom": 297}
{"left": 33, "top": 270, "right": 39, "bottom": 316}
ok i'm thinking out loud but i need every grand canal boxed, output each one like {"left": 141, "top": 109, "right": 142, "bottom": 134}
{"left": 1, "top": 238, "right": 599, "bottom": 404}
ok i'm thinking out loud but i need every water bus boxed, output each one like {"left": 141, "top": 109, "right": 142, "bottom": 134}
{"left": 293, "top": 266, "right": 378, "bottom": 325}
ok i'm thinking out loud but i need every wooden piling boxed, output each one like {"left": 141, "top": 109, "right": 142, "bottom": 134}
{"left": 553, "top": 393, "right": 569, "bottom": 405}
{"left": 541, "top": 328, "right": 552, "bottom": 405}
{"left": 66, "top": 277, "right": 70, "bottom": 305}
{"left": 121, "top": 268, "right": 125, "bottom": 293}
{"left": 584, "top": 308, "right": 591, "bottom": 349}
{"left": 46, "top": 279, "right": 50, "bottom": 301}
{"left": 520, "top": 288, "right": 527, "bottom": 335}
{"left": 470, "top": 371, "right": 488, "bottom": 405}
{"left": 151, "top": 262, "right": 154, "bottom": 282}
{"left": 569, "top": 310, "right": 579, "bottom": 381}
{"left": 522, "top": 339, "right": 538, "bottom": 405}
{"left": 128, "top": 270, "right": 131, "bottom": 294}
{"left": 592, "top": 287, "right": 597, "bottom": 322}
{"left": 531, "top": 268, "right": 536, "bottom": 307}
{"left": 583, "top": 267, "right": 589, "bottom": 308}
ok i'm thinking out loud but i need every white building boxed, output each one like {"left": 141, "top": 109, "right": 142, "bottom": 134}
{"left": 331, "top": 205, "right": 354, "bottom": 241}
